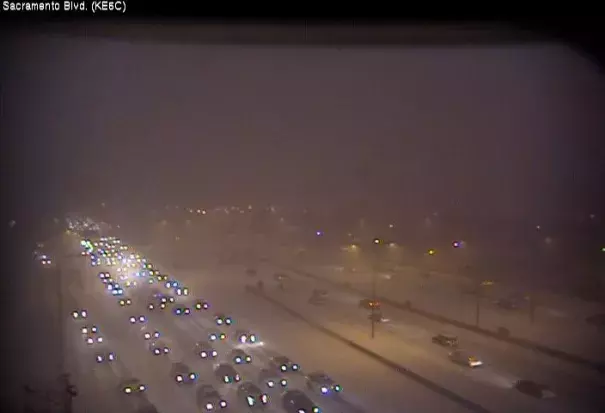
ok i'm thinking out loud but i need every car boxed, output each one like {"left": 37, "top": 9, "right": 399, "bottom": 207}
{"left": 171, "top": 362, "right": 197, "bottom": 384}
{"left": 514, "top": 380, "right": 556, "bottom": 399}
{"left": 230, "top": 349, "right": 252, "bottom": 365}
{"left": 257, "top": 368, "right": 288, "bottom": 390}
{"left": 448, "top": 350, "right": 483, "bottom": 368}
{"left": 306, "top": 371, "right": 342, "bottom": 395}
{"left": 208, "top": 329, "right": 227, "bottom": 342}
{"left": 234, "top": 329, "right": 260, "bottom": 345}
{"left": 124, "top": 280, "right": 138, "bottom": 288}
{"left": 84, "top": 331, "right": 104, "bottom": 345}
{"left": 94, "top": 349, "right": 117, "bottom": 363}
{"left": 119, "top": 378, "right": 146, "bottom": 396}
{"left": 281, "top": 390, "right": 321, "bottom": 413}
{"left": 129, "top": 315, "right": 147, "bottom": 324}
{"left": 141, "top": 328, "right": 161, "bottom": 340}
{"left": 268, "top": 356, "right": 300, "bottom": 373}
{"left": 368, "top": 312, "right": 390, "bottom": 323}
{"left": 195, "top": 341, "right": 218, "bottom": 359}
{"left": 214, "top": 313, "right": 233, "bottom": 326}
{"left": 175, "top": 286, "right": 189, "bottom": 296}
{"left": 110, "top": 285, "right": 124, "bottom": 296}
{"left": 80, "top": 325, "right": 98, "bottom": 335}
{"left": 237, "top": 382, "right": 269, "bottom": 409}
{"left": 101, "top": 276, "right": 114, "bottom": 285}
{"left": 71, "top": 309, "right": 88, "bottom": 320}
{"left": 147, "top": 302, "right": 167, "bottom": 311}
{"left": 164, "top": 280, "right": 179, "bottom": 289}
{"left": 118, "top": 297, "right": 133, "bottom": 306}
{"left": 156, "top": 274, "right": 168, "bottom": 282}
{"left": 174, "top": 305, "right": 191, "bottom": 316}
{"left": 149, "top": 340, "right": 170, "bottom": 356}
{"left": 194, "top": 300, "right": 210, "bottom": 310}
{"left": 432, "top": 333, "right": 459, "bottom": 348}
{"left": 196, "top": 384, "right": 228, "bottom": 411}
{"left": 214, "top": 363, "right": 241, "bottom": 384}
{"left": 98, "top": 272, "right": 111, "bottom": 281}
{"left": 159, "top": 295, "right": 176, "bottom": 304}
{"left": 359, "top": 298, "right": 380, "bottom": 310}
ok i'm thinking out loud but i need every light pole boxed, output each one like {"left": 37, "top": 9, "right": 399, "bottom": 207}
{"left": 370, "top": 237, "right": 382, "bottom": 339}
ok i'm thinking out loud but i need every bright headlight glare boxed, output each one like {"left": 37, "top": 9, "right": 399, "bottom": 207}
{"left": 321, "top": 386, "right": 328, "bottom": 393}
{"left": 201, "top": 351, "right": 207, "bottom": 357}
{"left": 206, "top": 403, "right": 213, "bottom": 410}
{"left": 219, "top": 400, "right": 227, "bottom": 407}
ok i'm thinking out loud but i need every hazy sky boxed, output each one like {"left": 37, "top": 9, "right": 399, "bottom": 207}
{"left": 3, "top": 33, "right": 605, "bottom": 223}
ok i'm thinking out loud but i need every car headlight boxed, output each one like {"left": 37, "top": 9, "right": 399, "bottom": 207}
{"left": 189, "top": 373, "right": 196, "bottom": 380}
{"left": 219, "top": 400, "right": 227, "bottom": 408}
{"left": 321, "top": 386, "right": 328, "bottom": 394}
{"left": 124, "top": 387, "right": 132, "bottom": 394}
{"left": 212, "top": 350, "right": 217, "bottom": 357}
{"left": 176, "top": 375, "right": 183, "bottom": 382}
{"left": 206, "top": 403, "right": 213, "bottom": 410}
{"left": 201, "top": 351, "right": 207, "bottom": 358}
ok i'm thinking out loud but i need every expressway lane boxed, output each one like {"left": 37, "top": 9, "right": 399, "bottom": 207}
{"left": 138, "top": 248, "right": 481, "bottom": 413}
{"left": 67, "top": 252, "right": 199, "bottom": 413}
{"left": 298, "top": 264, "right": 605, "bottom": 363}
{"left": 131, "top": 277, "right": 354, "bottom": 413}
{"left": 256, "top": 265, "right": 605, "bottom": 413}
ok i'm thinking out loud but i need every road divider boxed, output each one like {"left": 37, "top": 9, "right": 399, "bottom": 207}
{"left": 284, "top": 266, "right": 605, "bottom": 375}
{"left": 246, "top": 286, "right": 492, "bottom": 413}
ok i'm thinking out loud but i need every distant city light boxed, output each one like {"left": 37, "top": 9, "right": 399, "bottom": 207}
{"left": 316, "top": 231, "right": 323, "bottom": 236}
{"left": 427, "top": 249, "right": 436, "bottom": 255}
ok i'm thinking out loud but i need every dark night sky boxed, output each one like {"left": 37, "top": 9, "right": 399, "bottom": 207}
{"left": 3, "top": 34, "right": 605, "bottom": 224}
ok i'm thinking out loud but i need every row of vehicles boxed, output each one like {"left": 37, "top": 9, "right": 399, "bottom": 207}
{"left": 76, "top": 235, "right": 344, "bottom": 412}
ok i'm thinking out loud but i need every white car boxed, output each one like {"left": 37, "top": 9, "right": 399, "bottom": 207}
{"left": 129, "top": 315, "right": 147, "bottom": 324}
{"left": 72, "top": 309, "right": 88, "bottom": 320}
{"left": 208, "top": 329, "right": 226, "bottom": 342}
{"left": 234, "top": 329, "right": 261, "bottom": 345}
{"left": 448, "top": 350, "right": 483, "bottom": 368}
{"left": 141, "top": 327, "right": 161, "bottom": 341}
{"left": 119, "top": 378, "right": 146, "bottom": 396}
{"left": 149, "top": 340, "right": 170, "bottom": 356}
{"left": 94, "top": 349, "right": 116, "bottom": 363}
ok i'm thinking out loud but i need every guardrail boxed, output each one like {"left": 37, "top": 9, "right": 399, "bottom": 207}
{"left": 247, "top": 286, "right": 492, "bottom": 413}
{"left": 285, "top": 266, "right": 605, "bottom": 375}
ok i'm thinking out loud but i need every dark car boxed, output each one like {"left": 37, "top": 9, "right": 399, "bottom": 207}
{"left": 230, "top": 349, "right": 252, "bottom": 365}
{"left": 268, "top": 356, "right": 300, "bottom": 373}
{"left": 196, "top": 384, "right": 228, "bottom": 411}
{"left": 282, "top": 390, "right": 320, "bottom": 413}
{"left": 258, "top": 368, "right": 288, "bottom": 390}
{"left": 195, "top": 340, "right": 218, "bottom": 359}
{"left": 431, "top": 333, "right": 459, "bottom": 348}
{"left": 237, "top": 382, "right": 269, "bottom": 409}
{"left": 359, "top": 298, "right": 380, "bottom": 310}
{"left": 514, "top": 380, "right": 556, "bottom": 399}
{"left": 171, "top": 362, "right": 197, "bottom": 384}
{"left": 214, "top": 363, "right": 241, "bottom": 384}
